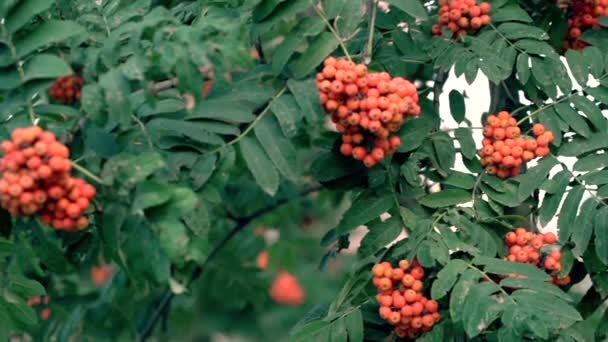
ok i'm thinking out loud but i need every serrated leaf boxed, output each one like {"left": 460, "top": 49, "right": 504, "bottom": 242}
{"left": 583, "top": 47, "right": 604, "bottom": 77}
{"left": 99, "top": 69, "right": 132, "bottom": 130}
{"left": 270, "top": 94, "right": 302, "bottom": 138}
{"left": 133, "top": 180, "right": 172, "bottom": 211}
{"left": 5, "top": 0, "right": 54, "bottom": 34}
{"left": 517, "top": 157, "right": 558, "bottom": 200}
{"left": 454, "top": 127, "right": 476, "bottom": 159}
{"left": 358, "top": 217, "right": 402, "bottom": 258}
{"left": 500, "top": 277, "right": 572, "bottom": 301}
{"left": 398, "top": 118, "right": 434, "bottom": 152}
{"left": 511, "top": 290, "right": 582, "bottom": 328}
{"left": 539, "top": 170, "right": 571, "bottom": 225}
{"left": 473, "top": 256, "right": 551, "bottom": 280}
{"left": 571, "top": 95, "right": 606, "bottom": 132}
{"left": 254, "top": 114, "right": 298, "bottom": 181}
{"left": 390, "top": 0, "right": 428, "bottom": 20}
{"left": 0, "top": 21, "right": 84, "bottom": 67}
{"left": 565, "top": 50, "right": 589, "bottom": 86}
{"left": 431, "top": 259, "right": 468, "bottom": 300}
{"left": 491, "top": 5, "right": 533, "bottom": 23}
{"left": 573, "top": 153, "right": 608, "bottom": 172}
{"left": 463, "top": 283, "right": 503, "bottom": 338}
{"left": 345, "top": 308, "right": 363, "bottom": 342}
{"left": 561, "top": 133, "right": 608, "bottom": 156}
{"left": 419, "top": 189, "right": 471, "bottom": 208}
{"left": 448, "top": 90, "right": 465, "bottom": 123}
{"left": 239, "top": 136, "right": 280, "bottom": 196}
{"left": 516, "top": 53, "right": 531, "bottom": 84}
{"left": 432, "top": 132, "right": 455, "bottom": 176}
{"left": 335, "top": 192, "right": 394, "bottom": 234}
{"left": 291, "top": 32, "right": 338, "bottom": 79}
{"left": 498, "top": 22, "right": 549, "bottom": 40}
{"left": 594, "top": 206, "right": 608, "bottom": 265}
{"left": 557, "top": 185, "right": 585, "bottom": 242}
{"left": 287, "top": 79, "right": 322, "bottom": 124}
{"left": 554, "top": 102, "right": 591, "bottom": 138}
{"left": 572, "top": 198, "right": 598, "bottom": 256}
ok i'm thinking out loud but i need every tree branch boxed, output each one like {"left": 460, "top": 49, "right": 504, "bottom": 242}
{"left": 136, "top": 185, "right": 323, "bottom": 341}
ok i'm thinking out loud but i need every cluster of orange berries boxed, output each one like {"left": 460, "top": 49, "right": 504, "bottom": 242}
{"left": 49, "top": 75, "right": 83, "bottom": 104}
{"left": 433, "top": 0, "right": 491, "bottom": 38}
{"left": 0, "top": 126, "right": 95, "bottom": 231}
{"left": 27, "top": 296, "right": 51, "bottom": 321}
{"left": 504, "top": 229, "right": 571, "bottom": 286}
{"left": 564, "top": 0, "right": 607, "bottom": 50}
{"left": 256, "top": 250, "right": 305, "bottom": 305}
{"left": 317, "top": 57, "right": 421, "bottom": 168}
{"left": 372, "top": 260, "right": 441, "bottom": 339}
{"left": 479, "top": 111, "right": 554, "bottom": 178}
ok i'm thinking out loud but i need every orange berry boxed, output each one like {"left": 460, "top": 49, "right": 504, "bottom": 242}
{"left": 544, "top": 232, "right": 557, "bottom": 244}
{"left": 404, "top": 289, "right": 417, "bottom": 303}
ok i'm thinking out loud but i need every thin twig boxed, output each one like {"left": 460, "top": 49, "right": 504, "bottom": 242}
{"left": 312, "top": 3, "right": 352, "bottom": 62}
{"left": 136, "top": 185, "right": 323, "bottom": 341}
{"left": 70, "top": 161, "right": 104, "bottom": 184}
{"left": 203, "top": 86, "right": 287, "bottom": 157}
{"left": 364, "top": 0, "right": 377, "bottom": 64}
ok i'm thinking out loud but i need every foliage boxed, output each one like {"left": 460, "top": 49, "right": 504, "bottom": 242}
{"left": 0, "top": 0, "right": 608, "bottom": 341}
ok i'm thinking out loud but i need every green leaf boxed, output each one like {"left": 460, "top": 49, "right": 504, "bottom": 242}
{"left": 431, "top": 259, "right": 468, "bottom": 300}
{"left": 101, "top": 151, "right": 166, "bottom": 186}
{"left": 583, "top": 47, "right": 604, "bottom": 77}
{"left": 511, "top": 290, "right": 582, "bottom": 328}
{"left": 390, "top": 0, "right": 428, "bottom": 20}
{"left": 345, "top": 308, "right": 364, "bottom": 342}
{"left": 133, "top": 180, "right": 172, "bottom": 211}
{"left": 454, "top": 127, "right": 476, "bottom": 159}
{"left": 572, "top": 198, "right": 598, "bottom": 256}
{"left": 557, "top": 185, "right": 585, "bottom": 242}
{"left": 539, "top": 170, "right": 571, "bottom": 225}
{"left": 473, "top": 256, "right": 551, "bottom": 280}
{"left": 287, "top": 79, "right": 323, "bottom": 124}
{"left": 270, "top": 94, "right": 302, "bottom": 138}
{"left": 516, "top": 53, "right": 531, "bottom": 84}
{"left": 517, "top": 157, "right": 558, "bottom": 200}
{"left": 254, "top": 114, "right": 298, "bottom": 181}
{"left": 8, "top": 275, "right": 46, "bottom": 298}
{"left": 573, "top": 153, "right": 608, "bottom": 172}
{"left": 290, "top": 32, "right": 338, "bottom": 79}
{"left": 5, "top": 0, "right": 54, "bottom": 34}
{"left": 450, "top": 269, "right": 483, "bottom": 323}
{"left": 565, "top": 50, "right": 589, "bottom": 86}
{"left": 419, "top": 189, "right": 471, "bottom": 208}
{"left": 188, "top": 100, "right": 256, "bottom": 123}
{"left": 498, "top": 23, "right": 549, "bottom": 40}
{"left": 0, "top": 20, "right": 84, "bottom": 67}
{"left": 358, "top": 217, "right": 402, "bottom": 258}
{"left": 463, "top": 283, "right": 503, "bottom": 338}
{"left": 146, "top": 118, "right": 224, "bottom": 147}
{"left": 554, "top": 103, "right": 591, "bottom": 138}
{"left": 398, "top": 118, "right": 434, "bottom": 152}
{"left": 310, "top": 151, "right": 364, "bottom": 182}
{"left": 239, "top": 136, "right": 280, "bottom": 196}
{"left": 432, "top": 132, "right": 455, "bottom": 176}
{"left": 491, "top": 5, "right": 533, "bottom": 23}
{"left": 499, "top": 277, "right": 572, "bottom": 301}
{"left": 561, "top": 133, "right": 608, "bottom": 157}
{"left": 448, "top": 90, "right": 466, "bottom": 123}
{"left": 594, "top": 206, "right": 608, "bottom": 265}
{"left": 571, "top": 95, "right": 606, "bottom": 132}
{"left": 99, "top": 69, "right": 132, "bottom": 130}
{"left": 437, "top": 171, "right": 476, "bottom": 189}
{"left": 336, "top": 191, "right": 394, "bottom": 234}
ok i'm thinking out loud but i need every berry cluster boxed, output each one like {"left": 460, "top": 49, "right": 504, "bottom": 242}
{"left": 269, "top": 271, "right": 305, "bottom": 305}
{"left": 479, "top": 111, "right": 554, "bottom": 178}
{"left": 504, "top": 229, "right": 571, "bottom": 286}
{"left": 0, "top": 126, "right": 95, "bottom": 231}
{"left": 372, "top": 260, "right": 441, "bottom": 339}
{"left": 49, "top": 75, "right": 83, "bottom": 104}
{"left": 28, "top": 296, "right": 51, "bottom": 321}
{"left": 317, "top": 57, "right": 420, "bottom": 168}
{"left": 432, "top": 0, "right": 491, "bottom": 38}
{"left": 564, "top": 0, "right": 607, "bottom": 50}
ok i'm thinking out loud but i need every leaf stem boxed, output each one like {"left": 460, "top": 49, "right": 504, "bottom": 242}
{"left": 70, "top": 161, "right": 104, "bottom": 185}
{"left": 385, "top": 164, "right": 410, "bottom": 228}
{"left": 131, "top": 115, "right": 154, "bottom": 148}
{"left": 364, "top": 0, "right": 378, "bottom": 64}
{"left": 312, "top": 3, "right": 353, "bottom": 62}
{"left": 203, "top": 86, "right": 287, "bottom": 157}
